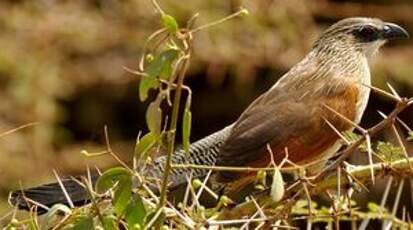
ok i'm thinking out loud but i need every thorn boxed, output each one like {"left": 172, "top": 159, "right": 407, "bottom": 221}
{"left": 386, "top": 82, "right": 401, "bottom": 100}
{"left": 53, "top": 170, "right": 74, "bottom": 209}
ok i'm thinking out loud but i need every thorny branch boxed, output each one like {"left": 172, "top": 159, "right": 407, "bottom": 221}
{"left": 217, "top": 93, "right": 413, "bottom": 222}
{"left": 315, "top": 96, "right": 413, "bottom": 182}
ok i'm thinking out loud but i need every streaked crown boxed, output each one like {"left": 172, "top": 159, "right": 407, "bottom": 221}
{"left": 313, "top": 17, "right": 409, "bottom": 57}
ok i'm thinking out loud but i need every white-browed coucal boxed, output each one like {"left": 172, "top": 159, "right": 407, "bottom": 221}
{"left": 10, "top": 17, "right": 409, "bottom": 212}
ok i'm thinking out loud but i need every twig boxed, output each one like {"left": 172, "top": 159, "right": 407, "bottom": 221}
{"left": 103, "top": 126, "right": 133, "bottom": 173}
{"left": 396, "top": 117, "right": 412, "bottom": 132}
{"left": 145, "top": 207, "right": 164, "bottom": 230}
{"left": 377, "top": 111, "right": 413, "bottom": 172}
{"left": 324, "top": 119, "right": 351, "bottom": 145}
{"left": 312, "top": 158, "right": 413, "bottom": 194}
{"left": 157, "top": 40, "right": 192, "bottom": 210}
{"left": 220, "top": 156, "right": 413, "bottom": 220}
{"left": 172, "top": 163, "right": 299, "bottom": 173}
{"left": 53, "top": 170, "right": 74, "bottom": 209}
{"left": 365, "top": 133, "right": 375, "bottom": 184}
{"left": 361, "top": 83, "right": 400, "bottom": 103}
{"left": 391, "top": 124, "right": 413, "bottom": 172}
{"left": 208, "top": 217, "right": 286, "bottom": 226}
{"left": 165, "top": 201, "right": 195, "bottom": 229}
{"left": 315, "top": 97, "right": 412, "bottom": 182}
{"left": 150, "top": 0, "right": 164, "bottom": 15}
{"left": 383, "top": 179, "right": 405, "bottom": 230}
{"left": 190, "top": 8, "right": 248, "bottom": 33}
{"left": 0, "top": 122, "right": 39, "bottom": 138}
{"left": 386, "top": 82, "right": 401, "bottom": 101}
{"left": 322, "top": 104, "right": 365, "bottom": 133}
{"left": 82, "top": 174, "right": 105, "bottom": 227}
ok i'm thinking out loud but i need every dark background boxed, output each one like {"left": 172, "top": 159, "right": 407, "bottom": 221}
{"left": 0, "top": 0, "right": 412, "bottom": 217}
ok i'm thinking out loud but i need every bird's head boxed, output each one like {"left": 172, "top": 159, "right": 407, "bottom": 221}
{"left": 314, "top": 17, "right": 409, "bottom": 58}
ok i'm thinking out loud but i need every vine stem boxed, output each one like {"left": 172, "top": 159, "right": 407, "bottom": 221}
{"left": 157, "top": 51, "right": 191, "bottom": 211}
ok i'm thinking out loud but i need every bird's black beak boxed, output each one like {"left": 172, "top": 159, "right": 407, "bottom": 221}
{"left": 382, "top": 23, "right": 409, "bottom": 40}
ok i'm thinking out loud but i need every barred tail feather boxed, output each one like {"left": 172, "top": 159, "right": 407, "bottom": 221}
{"left": 10, "top": 176, "right": 98, "bottom": 214}
{"left": 10, "top": 125, "right": 232, "bottom": 213}
{"left": 145, "top": 125, "right": 233, "bottom": 191}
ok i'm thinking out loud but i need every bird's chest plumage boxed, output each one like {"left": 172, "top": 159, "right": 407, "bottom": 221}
{"left": 303, "top": 58, "right": 371, "bottom": 171}
{"left": 354, "top": 57, "right": 371, "bottom": 124}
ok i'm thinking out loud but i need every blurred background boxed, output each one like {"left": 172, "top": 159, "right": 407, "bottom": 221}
{"left": 0, "top": 0, "right": 412, "bottom": 219}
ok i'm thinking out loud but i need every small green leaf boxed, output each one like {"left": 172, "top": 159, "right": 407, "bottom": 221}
{"left": 256, "top": 170, "right": 266, "bottom": 181}
{"left": 114, "top": 179, "right": 132, "bottom": 215}
{"left": 182, "top": 95, "right": 192, "bottom": 154}
{"left": 161, "top": 14, "right": 178, "bottom": 33}
{"left": 342, "top": 131, "right": 368, "bottom": 151}
{"left": 218, "top": 195, "right": 233, "bottom": 207}
{"left": 125, "top": 195, "right": 147, "bottom": 228}
{"left": 145, "top": 53, "right": 154, "bottom": 62}
{"left": 139, "top": 75, "right": 159, "bottom": 102}
{"left": 102, "top": 215, "right": 117, "bottom": 230}
{"left": 342, "top": 131, "right": 360, "bottom": 143}
{"left": 367, "top": 202, "right": 387, "bottom": 213}
{"left": 95, "top": 167, "right": 132, "bottom": 215}
{"left": 145, "top": 49, "right": 179, "bottom": 78}
{"left": 65, "top": 216, "right": 94, "bottom": 230}
{"left": 159, "top": 63, "right": 173, "bottom": 80}
{"left": 134, "top": 132, "right": 157, "bottom": 159}
{"left": 146, "top": 96, "right": 163, "bottom": 135}
{"left": 191, "top": 179, "right": 202, "bottom": 190}
{"left": 376, "top": 141, "right": 403, "bottom": 161}
{"left": 270, "top": 166, "right": 284, "bottom": 202}
{"left": 95, "top": 167, "right": 131, "bottom": 192}
{"left": 139, "top": 49, "right": 179, "bottom": 101}
{"left": 291, "top": 199, "right": 319, "bottom": 215}
{"left": 407, "top": 131, "right": 413, "bottom": 142}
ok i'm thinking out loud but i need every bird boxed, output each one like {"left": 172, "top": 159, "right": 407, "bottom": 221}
{"left": 10, "top": 17, "right": 409, "bottom": 212}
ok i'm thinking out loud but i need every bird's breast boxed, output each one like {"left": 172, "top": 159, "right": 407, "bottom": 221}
{"left": 354, "top": 57, "right": 371, "bottom": 124}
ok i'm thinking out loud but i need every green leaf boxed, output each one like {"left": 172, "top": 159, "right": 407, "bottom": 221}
{"left": 134, "top": 132, "right": 157, "bottom": 159}
{"left": 95, "top": 167, "right": 132, "bottom": 215}
{"left": 159, "top": 63, "right": 173, "bottom": 80}
{"left": 139, "top": 75, "right": 159, "bottom": 102}
{"left": 407, "top": 131, "right": 413, "bottom": 142}
{"left": 146, "top": 96, "right": 163, "bottom": 135}
{"left": 65, "top": 216, "right": 94, "bottom": 230}
{"left": 342, "top": 131, "right": 369, "bottom": 151}
{"left": 291, "top": 199, "right": 318, "bottom": 215}
{"left": 95, "top": 167, "right": 131, "bottom": 192}
{"left": 376, "top": 141, "right": 404, "bottom": 161}
{"left": 182, "top": 95, "right": 192, "bottom": 154}
{"left": 125, "top": 195, "right": 147, "bottom": 228}
{"left": 161, "top": 14, "right": 178, "bottom": 33}
{"left": 342, "top": 131, "right": 360, "bottom": 143}
{"left": 146, "top": 49, "right": 179, "bottom": 78}
{"left": 28, "top": 219, "right": 38, "bottom": 230}
{"left": 102, "top": 215, "right": 117, "bottom": 230}
{"left": 139, "top": 49, "right": 179, "bottom": 101}
{"left": 113, "top": 179, "right": 132, "bottom": 215}
{"left": 367, "top": 202, "right": 387, "bottom": 213}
